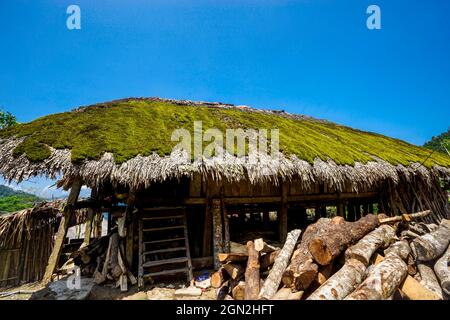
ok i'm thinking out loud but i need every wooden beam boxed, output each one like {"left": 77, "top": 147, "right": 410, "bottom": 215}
{"left": 184, "top": 192, "right": 379, "bottom": 206}
{"left": 279, "top": 182, "right": 288, "bottom": 242}
{"left": 42, "top": 179, "right": 82, "bottom": 284}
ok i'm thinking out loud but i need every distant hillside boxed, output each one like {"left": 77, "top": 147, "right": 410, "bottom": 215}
{"left": 0, "top": 185, "right": 42, "bottom": 214}
{"left": 424, "top": 128, "right": 450, "bottom": 155}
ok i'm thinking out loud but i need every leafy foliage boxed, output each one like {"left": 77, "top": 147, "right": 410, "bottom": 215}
{"left": 424, "top": 128, "right": 450, "bottom": 155}
{"left": 0, "top": 185, "right": 42, "bottom": 214}
{"left": 0, "top": 109, "right": 18, "bottom": 130}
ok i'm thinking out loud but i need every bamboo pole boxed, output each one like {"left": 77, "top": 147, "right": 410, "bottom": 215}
{"left": 42, "top": 179, "right": 82, "bottom": 284}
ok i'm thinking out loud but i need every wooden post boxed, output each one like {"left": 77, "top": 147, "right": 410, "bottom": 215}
{"left": 338, "top": 202, "right": 345, "bottom": 217}
{"left": 279, "top": 182, "right": 288, "bottom": 243}
{"left": 42, "top": 179, "right": 82, "bottom": 284}
{"left": 83, "top": 188, "right": 99, "bottom": 246}
{"left": 221, "top": 188, "right": 230, "bottom": 253}
{"left": 212, "top": 198, "right": 224, "bottom": 269}
{"left": 125, "top": 193, "right": 135, "bottom": 269}
{"left": 83, "top": 209, "right": 94, "bottom": 246}
{"left": 203, "top": 203, "right": 212, "bottom": 257}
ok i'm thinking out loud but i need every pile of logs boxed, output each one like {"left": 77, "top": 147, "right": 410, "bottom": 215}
{"left": 65, "top": 229, "right": 136, "bottom": 291}
{"left": 212, "top": 210, "right": 450, "bottom": 300}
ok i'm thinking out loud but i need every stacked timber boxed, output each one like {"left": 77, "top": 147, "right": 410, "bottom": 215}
{"left": 213, "top": 210, "right": 450, "bottom": 300}
{"left": 66, "top": 229, "right": 136, "bottom": 291}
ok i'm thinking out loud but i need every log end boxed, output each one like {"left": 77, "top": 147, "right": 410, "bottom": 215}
{"left": 309, "top": 239, "right": 333, "bottom": 266}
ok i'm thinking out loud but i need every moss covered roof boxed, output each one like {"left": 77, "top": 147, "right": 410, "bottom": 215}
{"left": 1, "top": 98, "right": 449, "bottom": 168}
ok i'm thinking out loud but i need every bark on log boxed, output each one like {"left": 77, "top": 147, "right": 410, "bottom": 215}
{"left": 384, "top": 240, "right": 411, "bottom": 261}
{"left": 260, "top": 250, "right": 280, "bottom": 271}
{"left": 417, "top": 263, "right": 443, "bottom": 299}
{"left": 244, "top": 241, "right": 260, "bottom": 300}
{"left": 374, "top": 253, "right": 441, "bottom": 300}
{"left": 345, "top": 225, "right": 395, "bottom": 266}
{"left": 259, "top": 229, "right": 302, "bottom": 300}
{"left": 345, "top": 245, "right": 410, "bottom": 300}
{"left": 109, "top": 233, "right": 122, "bottom": 278}
{"left": 379, "top": 210, "right": 431, "bottom": 224}
{"left": 271, "top": 287, "right": 304, "bottom": 300}
{"left": 307, "top": 258, "right": 366, "bottom": 300}
{"left": 211, "top": 267, "right": 230, "bottom": 288}
{"left": 410, "top": 219, "right": 450, "bottom": 262}
{"left": 434, "top": 244, "right": 450, "bottom": 296}
{"left": 309, "top": 214, "right": 379, "bottom": 266}
{"left": 223, "top": 263, "right": 245, "bottom": 280}
{"left": 283, "top": 218, "right": 338, "bottom": 290}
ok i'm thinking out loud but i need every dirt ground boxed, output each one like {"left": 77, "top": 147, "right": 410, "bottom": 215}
{"left": 0, "top": 279, "right": 216, "bottom": 300}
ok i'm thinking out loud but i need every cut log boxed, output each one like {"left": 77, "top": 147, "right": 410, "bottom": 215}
{"left": 231, "top": 281, "right": 245, "bottom": 300}
{"left": 218, "top": 253, "right": 247, "bottom": 264}
{"left": 216, "top": 281, "right": 231, "bottom": 300}
{"left": 230, "top": 241, "right": 247, "bottom": 255}
{"left": 410, "top": 219, "right": 450, "bottom": 262}
{"left": 223, "top": 263, "right": 245, "bottom": 280}
{"left": 271, "top": 287, "right": 303, "bottom": 300}
{"left": 434, "top": 244, "right": 450, "bottom": 296}
{"left": 283, "top": 218, "right": 339, "bottom": 290}
{"left": 374, "top": 253, "right": 441, "bottom": 300}
{"left": 400, "top": 274, "right": 441, "bottom": 300}
{"left": 254, "top": 238, "right": 279, "bottom": 253}
{"left": 345, "top": 254, "right": 407, "bottom": 300}
{"left": 307, "top": 258, "right": 366, "bottom": 300}
{"left": 417, "top": 263, "right": 443, "bottom": 299}
{"left": 309, "top": 214, "right": 379, "bottom": 266}
{"left": 317, "top": 262, "right": 334, "bottom": 285}
{"left": 379, "top": 210, "right": 431, "bottom": 224}
{"left": 384, "top": 240, "right": 411, "bottom": 261}
{"left": 244, "top": 241, "right": 260, "bottom": 300}
{"left": 211, "top": 267, "right": 230, "bottom": 288}
{"left": 259, "top": 229, "right": 302, "bottom": 300}
{"left": 345, "top": 224, "right": 395, "bottom": 266}
{"left": 260, "top": 250, "right": 280, "bottom": 271}
{"left": 109, "top": 233, "right": 122, "bottom": 278}
{"left": 345, "top": 244, "right": 410, "bottom": 300}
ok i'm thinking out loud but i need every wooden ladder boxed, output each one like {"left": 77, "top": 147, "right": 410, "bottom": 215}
{"left": 138, "top": 206, "right": 193, "bottom": 289}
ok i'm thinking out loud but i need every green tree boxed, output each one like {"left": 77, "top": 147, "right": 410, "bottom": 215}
{"left": 0, "top": 108, "right": 18, "bottom": 129}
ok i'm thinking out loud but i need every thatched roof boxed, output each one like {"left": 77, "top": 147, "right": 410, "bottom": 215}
{"left": 0, "top": 200, "right": 88, "bottom": 248}
{"left": 0, "top": 97, "right": 449, "bottom": 190}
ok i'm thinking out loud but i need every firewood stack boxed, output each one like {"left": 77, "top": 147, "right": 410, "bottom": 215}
{"left": 213, "top": 210, "right": 450, "bottom": 300}
{"left": 67, "top": 229, "right": 137, "bottom": 291}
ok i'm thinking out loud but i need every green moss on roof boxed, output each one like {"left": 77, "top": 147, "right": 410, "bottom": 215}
{"left": 1, "top": 99, "right": 450, "bottom": 168}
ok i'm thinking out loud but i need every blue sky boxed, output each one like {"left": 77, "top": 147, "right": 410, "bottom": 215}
{"left": 0, "top": 0, "right": 449, "bottom": 196}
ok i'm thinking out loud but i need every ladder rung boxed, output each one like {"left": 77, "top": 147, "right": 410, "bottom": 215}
{"left": 143, "top": 268, "right": 188, "bottom": 278}
{"left": 143, "top": 257, "right": 188, "bottom": 268}
{"left": 142, "top": 215, "right": 184, "bottom": 221}
{"left": 144, "top": 247, "right": 186, "bottom": 255}
{"left": 143, "top": 225, "right": 184, "bottom": 232}
{"left": 144, "top": 237, "right": 185, "bottom": 245}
